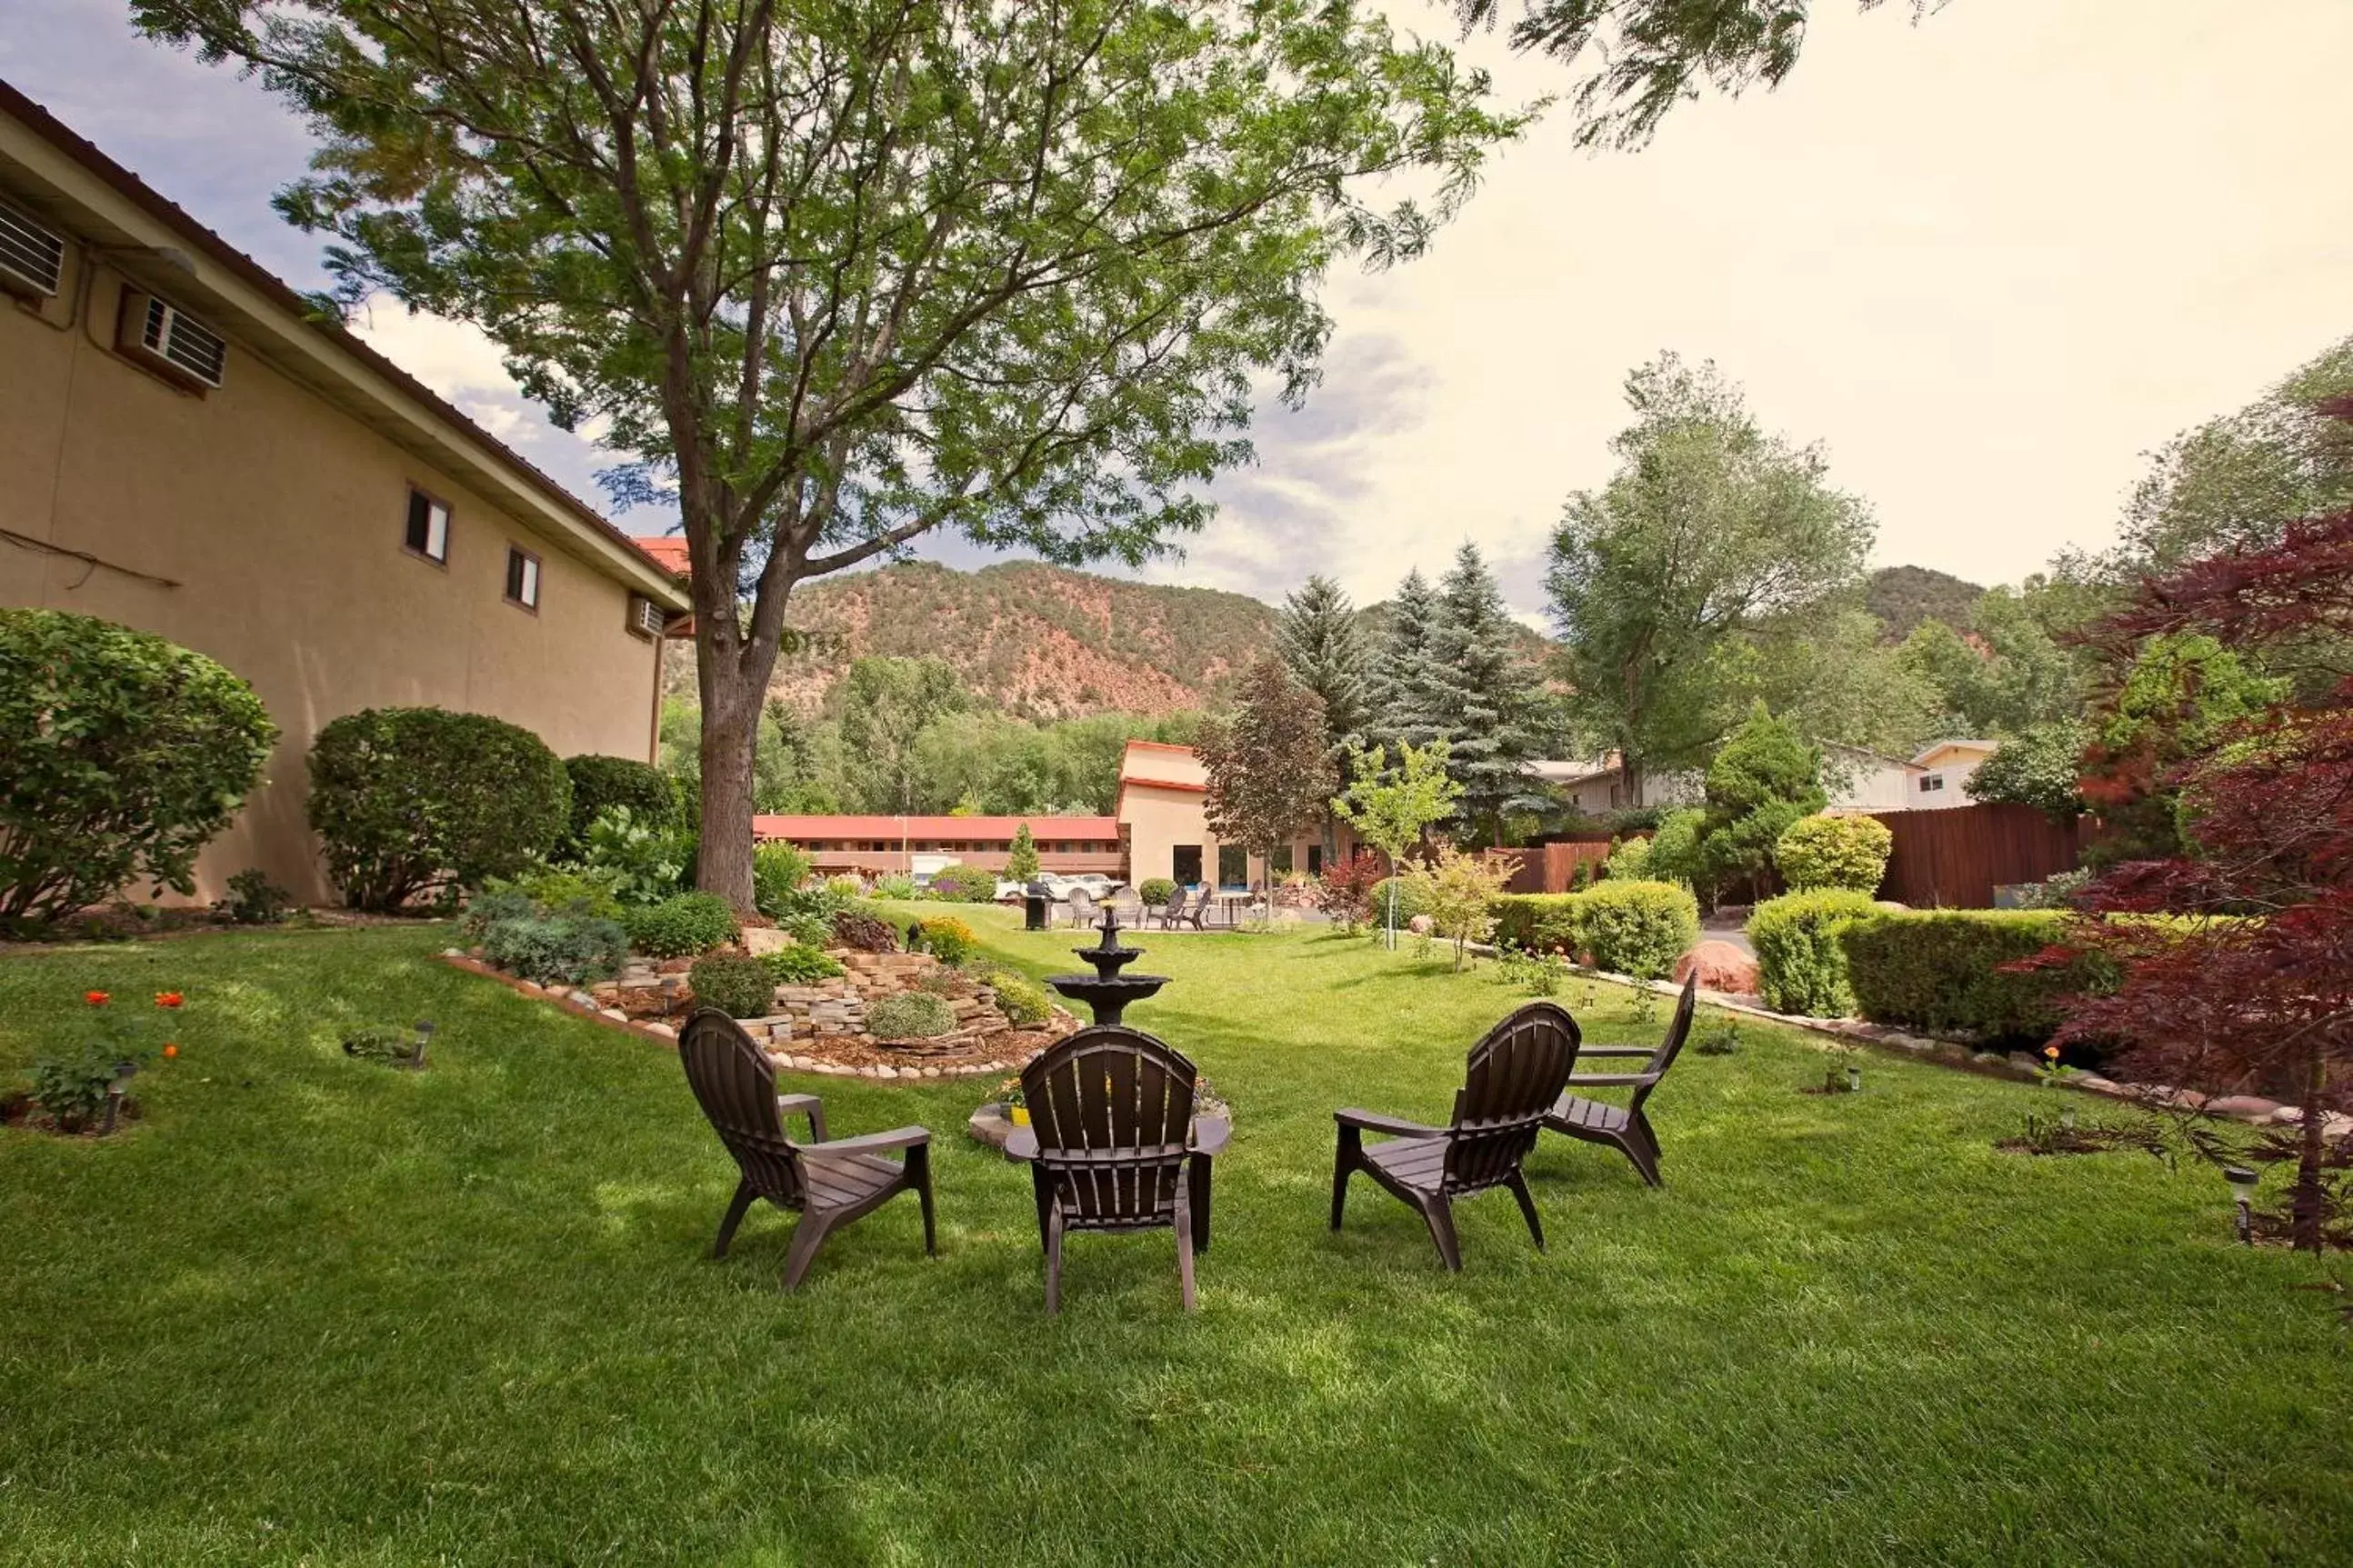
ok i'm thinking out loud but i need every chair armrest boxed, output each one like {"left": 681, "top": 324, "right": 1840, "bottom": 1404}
{"left": 799, "top": 1125, "right": 931, "bottom": 1156}
{"left": 1189, "top": 1115, "right": 1232, "bottom": 1156}
{"left": 1565, "top": 1073, "right": 1651, "bottom": 1088}
{"left": 1576, "top": 1044, "right": 1655, "bottom": 1057}
{"left": 1333, "top": 1108, "right": 1446, "bottom": 1138}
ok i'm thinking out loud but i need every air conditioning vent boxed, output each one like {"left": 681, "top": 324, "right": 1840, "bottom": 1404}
{"left": 0, "top": 202, "right": 65, "bottom": 297}
{"left": 627, "top": 594, "right": 667, "bottom": 639}
{"left": 118, "top": 290, "right": 226, "bottom": 389}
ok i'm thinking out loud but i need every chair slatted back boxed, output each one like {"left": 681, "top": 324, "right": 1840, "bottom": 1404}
{"left": 1160, "top": 886, "right": 1190, "bottom": 924}
{"left": 1628, "top": 976, "right": 1698, "bottom": 1116}
{"left": 1021, "top": 1026, "right": 1197, "bottom": 1227}
{"left": 1443, "top": 1002, "right": 1580, "bottom": 1194}
{"left": 679, "top": 1008, "right": 804, "bottom": 1207}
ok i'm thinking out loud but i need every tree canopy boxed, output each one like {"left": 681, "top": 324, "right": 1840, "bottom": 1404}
{"left": 1427, "top": 543, "right": 1550, "bottom": 844}
{"left": 1199, "top": 656, "right": 1337, "bottom": 870}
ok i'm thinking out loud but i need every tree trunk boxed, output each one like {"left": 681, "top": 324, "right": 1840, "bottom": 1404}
{"left": 2291, "top": 1048, "right": 2329, "bottom": 1253}
{"left": 694, "top": 597, "right": 792, "bottom": 914}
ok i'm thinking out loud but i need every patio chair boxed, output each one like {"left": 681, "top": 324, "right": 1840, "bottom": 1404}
{"left": 1330, "top": 1002, "right": 1580, "bottom": 1271}
{"left": 1542, "top": 974, "right": 1696, "bottom": 1187}
{"left": 1179, "top": 887, "right": 1211, "bottom": 931}
{"left": 1006, "top": 1024, "right": 1229, "bottom": 1313}
{"left": 677, "top": 1009, "right": 936, "bottom": 1292}
{"left": 1154, "top": 884, "right": 1191, "bottom": 930}
{"left": 1066, "top": 886, "right": 1099, "bottom": 930}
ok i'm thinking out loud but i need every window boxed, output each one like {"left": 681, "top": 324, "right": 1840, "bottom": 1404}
{"left": 1172, "top": 845, "right": 1203, "bottom": 886}
{"left": 1272, "top": 844, "right": 1294, "bottom": 875}
{"left": 1217, "top": 844, "right": 1247, "bottom": 887}
{"left": 405, "top": 488, "right": 451, "bottom": 564}
{"left": 1307, "top": 844, "right": 1324, "bottom": 876}
{"left": 504, "top": 545, "right": 542, "bottom": 610}
{"left": 1920, "top": 774, "right": 1946, "bottom": 793}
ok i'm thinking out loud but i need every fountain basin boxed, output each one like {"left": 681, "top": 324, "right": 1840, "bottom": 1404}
{"left": 1043, "top": 974, "right": 1170, "bottom": 1028}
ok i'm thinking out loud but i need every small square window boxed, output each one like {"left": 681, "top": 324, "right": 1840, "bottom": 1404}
{"left": 405, "top": 488, "right": 450, "bottom": 564}
{"left": 1921, "top": 774, "right": 1945, "bottom": 793}
{"left": 505, "top": 546, "right": 541, "bottom": 610}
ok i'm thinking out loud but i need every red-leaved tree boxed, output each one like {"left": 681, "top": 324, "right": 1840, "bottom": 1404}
{"left": 2051, "top": 400, "right": 2353, "bottom": 1251}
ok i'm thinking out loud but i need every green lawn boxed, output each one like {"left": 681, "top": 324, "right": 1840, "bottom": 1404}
{"left": 2, "top": 911, "right": 2348, "bottom": 1565}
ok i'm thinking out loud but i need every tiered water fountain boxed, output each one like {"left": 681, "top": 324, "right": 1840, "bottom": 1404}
{"left": 1045, "top": 906, "right": 1169, "bottom": 1026}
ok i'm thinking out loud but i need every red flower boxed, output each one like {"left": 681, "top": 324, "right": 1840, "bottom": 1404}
{"left": 84, "top": 990, "right": 110, "bottom": 1006}
{"left": 155, "top": 992, "right": 185, "bottom": 1009}
{"left": 162, "top": 1044, "right": 179, "bottom": 1059}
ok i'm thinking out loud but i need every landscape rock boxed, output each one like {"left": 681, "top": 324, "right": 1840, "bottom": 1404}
{"left": 2207, "top": 1094, "right": 2283, "bottom": 1122}
{"left": 1674, "top": 940, "right": 1760, "bottom": 996}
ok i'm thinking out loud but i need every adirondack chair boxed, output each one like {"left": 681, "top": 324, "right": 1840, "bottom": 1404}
{"left": 1178, "top": 886, "right": 1211, "bottom": 931}
{"left": 1066, "top": 886, "right": 1099, "bottom": 930}
{"left": 1330, "top": 1002, "right": 1580, "bottom": 1271}
{"left": 1542, "top": 974, "right": 1696, "bottom": 1187}
{"left": 1005, "top": 1024, "right": 1230, "bottom": 1313}
{"left": 1153, "top": 884, "right": 1190, "bottom": 930}
{"left": 677, "top": 1009, "right": 936, "bottom": 1292}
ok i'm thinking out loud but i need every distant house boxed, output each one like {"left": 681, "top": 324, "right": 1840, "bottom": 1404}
{"left": 752, "top": 814, "right": 1122, "bottom": 880}
{"left": 0, "top": 83, "right": 691, "bottom": 903}
{"left": 1907, "top": 739, "right": 1998, "bottom": 808}
{"left": 1531, "top": 739, "right": 1999, "bottom": 817}
{"left": 1116, "top": 740, "right": 1357, "bottom": 888}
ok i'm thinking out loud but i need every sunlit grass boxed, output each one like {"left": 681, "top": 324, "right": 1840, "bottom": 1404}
{"left": 1, "top": 913, "right": 2347, "bottom": 1565}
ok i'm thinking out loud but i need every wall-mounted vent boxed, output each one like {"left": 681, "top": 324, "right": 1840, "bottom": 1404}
{"left": 0, "top": 202, "right": 65, "bottom": 298}
{"left": 627, "top": 594, "right": 667, "bottom": 639}
{"left": 119, "top": 290, "right": 227, "bottom": 389}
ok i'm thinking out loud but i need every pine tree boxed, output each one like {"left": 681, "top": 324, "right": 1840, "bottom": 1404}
{"left": 1368, "top": 568, "right": 1451, "bottom": 753}
{"left": 1006, "top": 821, "right": 1041, "bottom": 881}
{"left": 1428, "top": 544, "right": 1547, "bottom": 845}
{"left": 1276, "top": 575, "right": 1370, "bottom": 751}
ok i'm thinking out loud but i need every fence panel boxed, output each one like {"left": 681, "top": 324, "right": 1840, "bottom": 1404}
{"left": 1869, "top": 804, "right": 2084, "bottom": 908}
{"left": 1504, "top": 841, "right": 1613, "bottom": 895}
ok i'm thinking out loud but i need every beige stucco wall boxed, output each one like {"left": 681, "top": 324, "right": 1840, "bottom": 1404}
{"left": 1116, "top": 742, "right": 1356, "bottom": 888}
{"left": 1, "top": 251, "right": 665, "bottom": 904}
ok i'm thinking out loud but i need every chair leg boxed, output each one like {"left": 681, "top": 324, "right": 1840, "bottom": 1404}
{"left": 1625, "top": 1115, "right": 1664, "bottom": 1187}
{"left": 1330, "top": 1127, "right": 1361, "bottom": 1231}
{"left": 781, "top": 1209, "right": 834, "bottom": 1293}
{"left": 908, "top": 1144, "right": 937, "bottom": 1255}
{"left": 1174, "top": 1179, "right": 1198, "bottom": 1313}
{"left": 1189, "top": 1155, "right": 1214, "bottom": 1254}
{"left": 1043, "top": 1203, "right": 1065, "bottom": 1317}
{"left": 712, "top": 1178, "right": 757, "bottom": 1259}
{"left": 1418, "top": 1193, "right": 1463, "bottom": 1273}
{"left": 1507, "top": 1170, "right": 1545, "bottom": 1250}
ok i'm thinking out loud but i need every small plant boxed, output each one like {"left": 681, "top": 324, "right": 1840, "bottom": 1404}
{"left": 778, "top": 911, "right": 833, "bottom": 948}
{"left": 1194, "top": 1074, "right": 1232, "bottom": 1121}
{"left": 626, "top": 893, "right": 739, "bottom": 958}
{"left": 824, "top": 874, "right": 867, "bottom": 901}
{"left": 689, "top": 953, "right": 776, "bottom": 1020}
{"left": 990, "top": 973, "right": 1051, "bottom": 1026}
{"left": 2034, "top": 1043, "right": 2077, "bottom": 1087}
{"left": 996, "top": 1073, "right": 1029, "bottom": 1124}
{"left": 486, "top": 866, "right": 626, "bottom": 922}
{"left": 830, "top": 909, "right": 898, "bottom": 953}
{"left": 582, "top": 804, "right": 693, "bottom": 907}
{"left": 760, "top": 944, "right": 845, "bottom": 984}
{"left": 1694, "top": 1020, "right": 1741, "bottom": 1056}
{"left": 916, "top": 969, "right": 965, "bottom": 997}
{"left": 1493, "top": 942, "right": 1565, "bottom": 997}
{"left": 26, "top": 989, "right": 179, "bottom": 1133}
{"left": 867, "top": 991, "right": 956, "bottom": 1041}
{"left": 1629, "top": 984, "right": 1659, "bottom": 1029}
{"left": 1998, "top": 1113, "right": 2174, "bottom": 1164}
{"left": 750, "top": 842, "right": 815, "bottom": 916}
{"left": 914, "top": 915, "right": 977, "bottom": 964}
{"left": 214, "top": 868, "right": 294, "bottom": 924}
{"left": 342, "top": 1021, "right": 433, "bottom": 1067}
{"left": 1138, "top": 877, "right": 1177, "bottom": 909}
{"left": 875, "top": 872, "right": 918, "bottom": 900}
{"left": 482, "top": 912, "right": 631, "bottom": 984}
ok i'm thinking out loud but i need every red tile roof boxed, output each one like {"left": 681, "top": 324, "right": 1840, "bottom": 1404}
{"left": 754, "top": 814, "right": 1119, "bottom": 841}
{"left": 633, "top": 535, "right": 691, "bottom": 575}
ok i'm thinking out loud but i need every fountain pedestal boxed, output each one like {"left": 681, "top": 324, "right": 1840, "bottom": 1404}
{"left": 1044, "top": 907, "right": 1169, "bottom": 1026}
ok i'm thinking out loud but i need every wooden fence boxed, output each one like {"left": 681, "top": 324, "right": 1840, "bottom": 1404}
{"left": 1869, "top": 804, "right": 2086, "bottom": 908}
{"left": 1503, "top": 841, "right": 1613, "bottom": 895}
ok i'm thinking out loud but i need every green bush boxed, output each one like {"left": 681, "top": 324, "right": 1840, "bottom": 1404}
{"left": 487, "top": 866, "right": 625, "bottom": 922}
{"left": 1490, "top": 894, "right": 1581, "bottom": 954}
{"left": 1368, "top": 876, "right": 1428, "bottom": 924}
{"left": 1774, "top": 814, "right": 1894, "bottom": 894}
{"left": 625, "top": 893, "right": 739, "bottom": 958}
{"left": 30, "top": 1043, "right": 129, "bottom": 1130}
{"left": 1, "top": 609, "right": 277, "bottom": 929}
{"left": 928, "top": 863, "right": 996, "bottom": 902}
{"left": 214, "top": 869, "right": 294, "bottom": 925}
{"left": 580, "top": 804, "right": 693, "bottom": 907}
{"left": 824, "top": 874, "right": 867, "bottom": 900}
{"left": 990, "top": 973, "right": 1051, "bottom": 1026}
{"left": 561, "top": 754, "right": 676, "bottom": 855}
{"left": 751, "top": 842, "right": 815, "bottom": 917}
{"left": 914, "top": 915, "right": 978, "bottom": 964}
{"left": 1747, "top": 891, "right": 1881, "bottom": 1016}
{"left": 688, "top": 953, "right": 776, "bottom": 1020}
{"left": 874, "top": 872, "right": 918, "bottom": 900}
{"left": 1644, "top": 808, "right": 1705, "bottom": 887}
{"left": 1603, "top": 835, "right": 1651, "bottom": 881}
{"left": 760, "top": 944, "right": 846, "bottom": 985}
{"left": 867, "top": 991, "right": 956, "bottom": 1041}
{"left": 1138, "top": 877, "right": 1178, "bottom": 908}
{"left": 778, "top": 912, "right": 833, "bottom": 948}
{"left": 481, "top": 912, "right": 630, "bottom": 986}
{"left": 1840, "top": 910, "right": 2117, "bottom": 1044}
{"left": 1575, "top": 880, "right": 1698, "bottom": 980}
{"left": 308, "top": 707, "right": 569, "bottom": 912}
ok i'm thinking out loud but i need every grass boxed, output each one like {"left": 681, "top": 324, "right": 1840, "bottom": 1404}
{"left": 1, "top": 909, "right": 2348, "bottom": 1565}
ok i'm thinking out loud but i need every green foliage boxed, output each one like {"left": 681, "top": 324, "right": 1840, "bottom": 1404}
{"left": 624, "top": 894, "right": 738, "bottom": 959}
{"left": 2083, "top": 633, "right": 2288, "bottom": 864}
{"left": 866, "top": 991, "right": 956, "bottom": 1042}
{"left": 1603, "top": 835, "right": 1651, "bottom": 881}
{"left": 307, "top": 707, "right": 568, "bottom": 912}
{"left": 760, "top": 944, "right": 846, "bottom": 985}
{"left": 1494, "top": 942, "right": 1568, "bottom": 996}
{"left": 1277, "top": 574, "right": 1370, "bottom": 760}
{"left": 480, "top": 912, "right": 630, "bottom": 986}
{"left": 1422, "top": 545, "right": 1552, "bottom": 843}
{"left": 486, "top": 866, "right": 625, "bottom": 923}
{"left": 579, "top": 805, "right": 694, "bottom": 908}
{"left": 1202, "top": 655, "right": 1339, "bottom": 861}
{"left": 687, "top": 954, "right": 776, "bottom": 1021}
{"left": 1644, "top": 807, "right": 1705, "bottom": 887}
{"left": 1967, "top": 723, "right": 2091, "bottom": 822}
{"left": 1005, "top": 823, "right": 1041, "bottom": 882}
{"left": 1898, "top": 582, "right": 2095, "bottom": 739}
{"left": 913, "top": 916, "right": 978, "bottom": 965}
{"left": 0, "top": 608, "right": 277, "bottom": 929}
{"left": 874, "top": 873, "right": 918, "bottom": 900}
{"left": 989, "top": 973, "right": 1052, "bottom": 1026}
{"left": 1697, "top": 704, "right": 1826, "bottom": 900}
{"left": 1367, "top": 875, "right": 1430, "bottom": 924}
{"left": 214, "top": 869, "right": 294, "bottom": 925}
{"left": 561, "top": 755, "right": 676, "bottom": 855}
{"left": 1864, "top": 564, "right": 1984, "bottom": 641}
{"left": 1490, "top": 894, "right": 1581, "bottom": 954}
{"left": 1839, "top": 911, "right": 2118, "bottom": 1045}
{"left": 831, "top": 657, "right": 970, "bottom": 814}
{"left": 1574, "top": 880, "right": 1698, "bottom": 980}
{"left": 1747, "top": 891, "right": 1881, "bottom": 1016}
{"left": 30, "top": 1042, "right": 130, "bottom": 1129}
{"left": 823, "top": 874, "right": 868, "bottom": 900}
{"left": 340, "top": 1024, "right": 425, "bottom": 1064}
{"left": 750, "top": 842, "right": 815, "bottom": 918}
{"left": 927, "top": 864, "right": 996, "bottom": 903}
{"left": 1401, "top": 844, "right": 1517, "bottom": 969}
{"left": 830, "top": 910, "right": 899, "bottom": 954}
{"left": 1773, "top": 814, "right": 1892, "bottom": 894}
{"left": 1366, "top": 568, "right": 1450, "bottom": 754}
{"left": 1138, "top": 877, "right": 1178, "bottom": 908}
{"left": 1330, "top": 740, "right": 1462, "bottom": 936}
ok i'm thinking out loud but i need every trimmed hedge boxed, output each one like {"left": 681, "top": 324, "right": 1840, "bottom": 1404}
{"left": 309, "top": 707, "right": 569, "bottom": 911}
{"left": 1839, "top": 909, "right": 2116, "bottom": 1044}
{"left": 625, "top": 892, "right": 739, "bottom": 958}
{"left": 688, "top": 953, "right": 776, "bottom": 1020}
{"left": 562, "top": 754, "right": 676, "bottom": 854}
{"left": 1747, "top": 891, "right": 1881, "bottom": 1016}
{"left": 2, "top": 608, "right": 277, "bottom": 928}
{"left": 1774, "top": 814, "right": 1892, "bottom": 894}
{"left": 1489, "top": 882, "right": 1698, "bottom": 980}
{"left": 1492, "top": 894, "right": 1581, "bottom": 954}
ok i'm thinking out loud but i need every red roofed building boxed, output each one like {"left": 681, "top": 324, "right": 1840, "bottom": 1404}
{"left": 631, "top": 534, "right": 691, "bottom": 576}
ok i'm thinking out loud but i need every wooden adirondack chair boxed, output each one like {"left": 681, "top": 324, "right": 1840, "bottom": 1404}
{"left": 1542, "top": 974, "right": 1696, "bottom": 1186}
{"left": 1330, "top": 1002, "right": 1580, "bottom": 1271}
{"left": 1005, "top": 1025, "right": 1230, "bottom": 1313}
{"left": 1155, "top": 884, "right": 1192, "bottom": 930}
{"left": 677, "top": 1009, "right": 936, "bottom": 1292}
{"left": 1066, "top": 886, "right": 1099, "bottom": 930}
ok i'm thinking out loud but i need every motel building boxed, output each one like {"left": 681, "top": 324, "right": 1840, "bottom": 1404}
{"left": 754, "top": 739, "right": 1357, "bottom": 889}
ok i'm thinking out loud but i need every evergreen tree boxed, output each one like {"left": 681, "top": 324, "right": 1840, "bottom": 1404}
{"left": 1276, "top": 575, "right": 1370, "bottom": 752}
{"left": 1429, "top": 544, "right": 1548, "bottom": 845}
{"left": 1006, "top": 822, "right": 1041, "bottom": 881}
{"left": 1368, "top": 569, "right": 1451, "bottom": 752}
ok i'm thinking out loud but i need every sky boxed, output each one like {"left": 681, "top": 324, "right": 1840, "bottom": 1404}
{"left": 7, "top": 0, "right": 2350, "bottom": 625}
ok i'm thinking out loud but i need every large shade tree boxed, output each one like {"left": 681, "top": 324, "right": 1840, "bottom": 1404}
{"left": 1198, "top": 656, "right": 1337, "bottom": 887}
{"left": 142, "top": 0, "right": 1527, "bottom": 907}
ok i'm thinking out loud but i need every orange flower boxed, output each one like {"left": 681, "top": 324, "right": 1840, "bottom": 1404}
{"left": 84, "top": 990, "right": 110, "bottom": 1006}
{"left": 162, "top": 1044, "right": 179, "bottom": 1059}
{"left": 155, "top": 991, "right": 185, "bottom": 1009}
{"left": 2043, "top": 1044, "right": 2061, "bottom": 1060}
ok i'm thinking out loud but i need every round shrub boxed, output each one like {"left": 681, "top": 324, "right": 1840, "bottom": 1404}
{"left": 308, "top": 707, "right": 568, "bottom": 912}
{"left": 689, "top": 953, "right": 776, "bottom": 1020}
{"left": 990, "top": 973, "right": 1051, "bottom": 1026}
{"left": 1490, "top": 894, "right": 1580, "bottom": 954}
{"left": 1747, "top": 890, "right": 1882, "bottom": 1016}
{"left": 562, "top": 754, "right": 676, "bottom": 854}
{"left": 927, "top": 863, "right": 996, "bottom": 902}
{"left": 1, "top": 609, "right": 277, "bottom": 929}
{"left": 1574, "top": 880, "right": 1699, "bottom": 980}
{"left": 1138, "top": 877, "right": 1177, "bottom": 908}
{"left": 761, "top": 944, "right": 846, "bottom": 984}
{"left": 915, "top": 915, "right": 977, "bottom": 964}
{"left": 481, "top": 911, "right": 630, "bottom": 986}
{"left": 831, "top": 908, "right": 898, "bottom": 953}
{"left": 1367, "top": 876, "right": 1428, "bottom": 924}
{"left": 1774, "top": 814, "right": 1893, "bottom": 894}
{"left": 625, "top": 892, "right": 739, "bottom": 957}
{"left": 1643, "top": 808, "right": 1705, "bottom": 887}
{"left": 867, "top": 991, "right": 956, "bottom": 1041}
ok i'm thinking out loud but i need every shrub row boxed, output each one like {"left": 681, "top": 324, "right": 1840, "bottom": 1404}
{"left": 1746, "top": 891, "right": 1880, "bottom": 1016}
{"left": 1489, "top": 881, "right": 1699, "bottom": 981}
